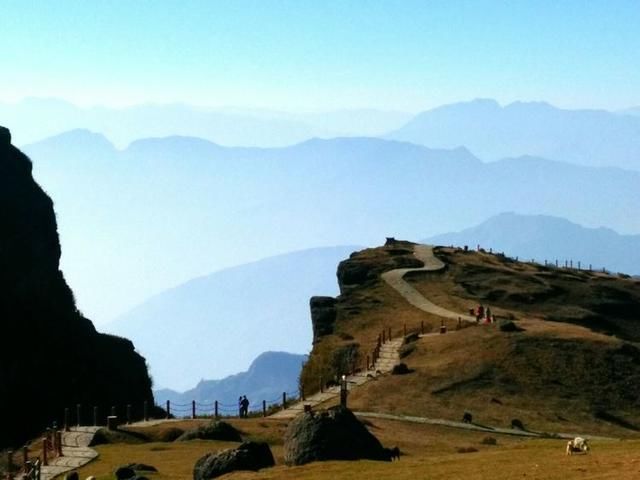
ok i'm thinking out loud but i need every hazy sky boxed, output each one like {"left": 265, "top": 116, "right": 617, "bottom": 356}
{"left": 1, "top": 0, "right": 639, "bottom": 111}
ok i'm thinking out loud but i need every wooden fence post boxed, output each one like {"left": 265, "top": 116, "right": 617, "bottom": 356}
{"left": 282, "top": 392, "right": 287, "bottom": 410}
{"left": 262, "top": 400, "right": 267, "bottom": 417}
{"left": 42, "top": 439, "right": 47, "bottom": 466}
{"left": 56, "top": 431, "right": 63, "bottom": 457}
{"left": 64, "top": 408, "right": 70, "bottom": 432}
{"left": 192, "top": 401, "right": 196, "bottom": 419}
{"left": 214, "top": 401, "right": 219, "bottom": 419}
{"left": 166, "top": 400, "right": 170, "bottom": 419}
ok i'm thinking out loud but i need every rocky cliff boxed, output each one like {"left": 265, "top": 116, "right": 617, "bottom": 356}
{"left": 0, "top": 126, "right": 153, "bottom": 448}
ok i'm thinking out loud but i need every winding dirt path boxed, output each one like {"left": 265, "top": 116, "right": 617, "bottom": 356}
{"left": 354, "top": 411, "right": 614, "bottom": 441}
{"left": 273, "top": 244, "right": 472, "bottom": 420}
{"left": 382, "top": 244, "right": 475, "bottom": 322}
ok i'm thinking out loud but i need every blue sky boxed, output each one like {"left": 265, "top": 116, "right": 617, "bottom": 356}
{"left": 2, "top": 0, "right": 639, "bottom": 111}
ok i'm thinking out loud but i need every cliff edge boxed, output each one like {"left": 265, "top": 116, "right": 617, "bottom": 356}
{"left": 0, "top": 126, "right": 153, "bottom": 447}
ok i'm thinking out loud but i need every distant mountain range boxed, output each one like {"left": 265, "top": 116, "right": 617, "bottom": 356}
{"left": 155, "top": 351, "right": 306, "bottom": 413}
{"left": 105, "top": 246, "right": 358, "bottom": 390}
{"left": 389, "top": 99, "right": 640, "bottom": 169}
{"left": 426, "top": 212, "right": 640, "bottom": 275}
{"left": 24, "top": 132, "right": 640, "bottom": 324}
{"left": 0, "top": 97, "right": 410, "bottom": 148}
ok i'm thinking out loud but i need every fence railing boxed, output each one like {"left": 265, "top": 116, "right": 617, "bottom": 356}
{"left": 159, "top": 391, "right": 300, "bottom": 419}
{"left": 467, "top": 244, "right": 614, "bottom": 275}
{"left": 4, "top": 432, "right": 54, "bottom": 480}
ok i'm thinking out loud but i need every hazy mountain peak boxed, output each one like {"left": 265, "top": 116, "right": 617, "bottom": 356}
{"left": 390, "top": 99, "right": 640, "bottom": 168}
{"left": 27, "top": 128, "right": 115, "bottom": 152}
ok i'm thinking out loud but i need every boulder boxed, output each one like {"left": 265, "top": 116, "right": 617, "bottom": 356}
{"left": 283, "top": 406, "right": 389, "bottom": 465}
{"left": 114, "top": 466, "right": 136, "bottom": 479}
{"left": 391, "top": 363, "right": 411, "bottom": 375}
{"left": 310, "top": 296, "right": 338, "bottom": 341}
{"left": 122, "top": 463, "right": 158, "bottom": 472}
{"left": 177, "top": 420, "right": 241, "bottom": 442}
{"left": 193, "top": 441, "right": 275, "bottom": 480}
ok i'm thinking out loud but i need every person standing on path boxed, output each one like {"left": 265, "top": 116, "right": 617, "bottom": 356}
{"left": 241, "top": 396, "right": 250, "bottom": 418}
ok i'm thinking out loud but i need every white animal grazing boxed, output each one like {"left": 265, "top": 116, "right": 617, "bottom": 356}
{"left": 566, "top": 437, "right": 590, "bottom": 455}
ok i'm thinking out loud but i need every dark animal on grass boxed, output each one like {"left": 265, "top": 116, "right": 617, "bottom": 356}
{"left": 462, "top": 412, "right": 473, "bottom": 423}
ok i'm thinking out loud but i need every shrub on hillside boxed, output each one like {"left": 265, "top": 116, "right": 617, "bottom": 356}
{"left": 331, "top": 343, "right": 360, "bottom": 375}
{"left": 499, "top": 320, "right": 524, "bottom": 332}
{"left": 177, "top": 421, "right": 242, "bottom": 442}
{"left": 480, "top": 436, "right": 497, "bottom": 445}
{"left": 399, "top": 344, "right": 416, "bottom": 359}
{"left": 155, "top": 427, "right": 185, "bottom": 442}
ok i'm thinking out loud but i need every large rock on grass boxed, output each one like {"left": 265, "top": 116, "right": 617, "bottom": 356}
{"left": 193, "top": 441, "right": 275, "bottom": 480}
{"left": 283, "top": 406, "right": 389, "bottom": 465}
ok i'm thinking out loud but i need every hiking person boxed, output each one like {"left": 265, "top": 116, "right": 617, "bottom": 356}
{"left": 241, "top": 395, "right": 250, "bottom": 418}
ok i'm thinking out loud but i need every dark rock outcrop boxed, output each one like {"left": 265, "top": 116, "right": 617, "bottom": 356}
{"left": 310, "top": 296, "right": 338, "bottom": 341}
{"left": 193, "top": 441, "right": 275, "bottom": 480}
{"left": 391, "top": 363, "right": 411, "bottom": 375}
{"left": 283, "top": 406, "right": 390, "bottom": 465}
{"left": 336, "top": 241, "right": 422, "bottom": 293}
{"left": 114, "top": 466, "right": 136, "bottom": 479}
{"left": 0, "top": 127, "right": 153, "bottom": 448}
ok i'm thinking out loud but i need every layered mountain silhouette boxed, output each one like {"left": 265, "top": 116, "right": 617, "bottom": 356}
{"left": 24, "top": 132, "right": 640, "bottom": 324}
{"left": 155, "top": 351, "right": 307, "bottom": 411}
{"left": 106, "top": 247, "right": 359, "bottom": 390}
{"left": 426, "top": 213, "right": 640, "bottom": 275}
{"left": 0, "top": 126, "right": 152, "bottom": 448}
{"left": 389, "top": 99, "right": 640, "bottom": 169}
{"left": 0, "top": 97, "right": 410, "bottom": 148}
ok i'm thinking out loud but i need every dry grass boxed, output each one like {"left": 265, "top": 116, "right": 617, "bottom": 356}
{"left": 73, "top": 417, "right": 640, "bottom": 480}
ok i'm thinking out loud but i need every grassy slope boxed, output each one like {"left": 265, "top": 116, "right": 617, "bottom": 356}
{"left": 73, "top": 418, "right": 640, "bottom": 480}
{"left": 304, "top": 244, "right": 640, "bottom": 437}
